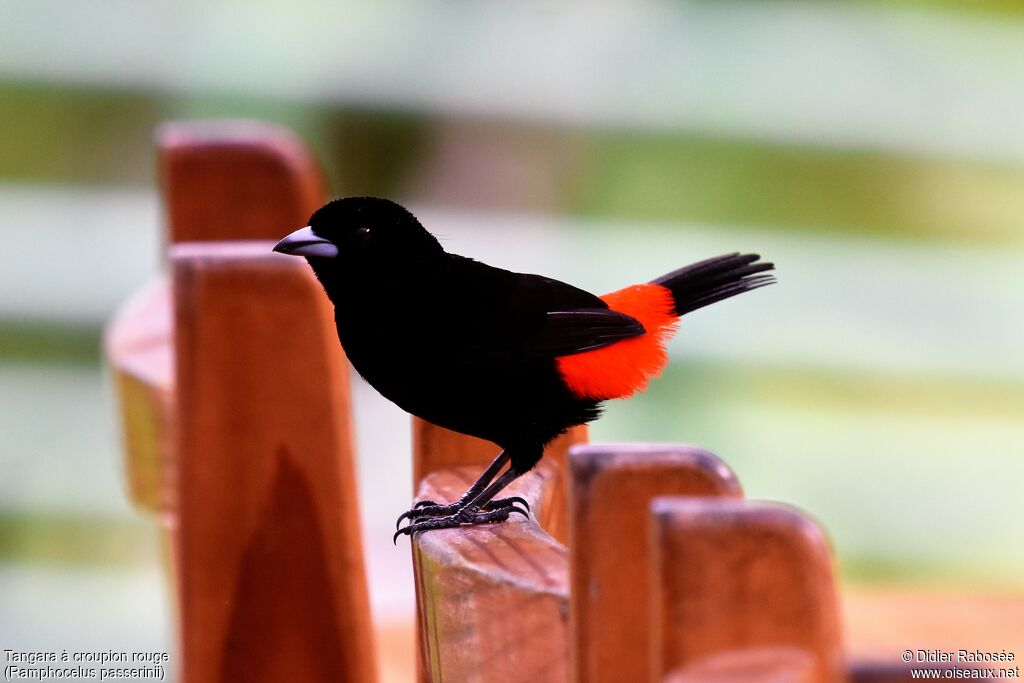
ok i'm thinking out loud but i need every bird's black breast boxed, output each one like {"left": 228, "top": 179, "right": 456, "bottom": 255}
{"left": 330, "top": 254, "right": 602, "bottom": 450}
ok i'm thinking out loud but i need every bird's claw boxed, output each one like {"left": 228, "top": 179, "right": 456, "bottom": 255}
{"left": 395, "top": 496, "right": 531, "bottom": 530}
{"left": 490, "top": 496, "right": 530, "bottom": 513}
{"left": 393, "top": 504, "right": 529, "bottom": 543}
{"left": 396, "top": 502, "right": 460, "bottom": 530}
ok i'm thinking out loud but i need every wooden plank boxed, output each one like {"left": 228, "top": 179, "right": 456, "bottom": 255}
{"left": 649, "top": 498, "right": 844, "bottom": 683}
{"left": 104, "top": 279, "right": 172, "bottom": 514}
{"left": 410, "top": 420, "right": 585, "bottom": 682}
{"left": 568, "top": 443, "right": 743, "bottom": 683}
{"left": 411, "top": 463, "right": 569, "bottom": 683}
{"left": 106, "top": 120, "right": 329, "bottom": 514}
{"left": 172, "top": 241, "right": 375, "bottom": 683}
{"left": 106, "top": 123, "right": 382, "bottom": 681}
{"left": 662, "top": 646, "right": 815, "bottom": 683}
{"left": 157, "top": 119, "right": 326, "bottom": 244}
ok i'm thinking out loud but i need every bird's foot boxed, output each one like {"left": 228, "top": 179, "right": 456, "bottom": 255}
{"left": 393, "top": 503, "right": 529, "bottom": 543}
{"left": 395, "top": 496, "right": 530, "bottom": 530}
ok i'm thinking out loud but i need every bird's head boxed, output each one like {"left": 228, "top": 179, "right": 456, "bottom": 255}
{"left": 273, "top": 197, "right": 443, "bottom": 283}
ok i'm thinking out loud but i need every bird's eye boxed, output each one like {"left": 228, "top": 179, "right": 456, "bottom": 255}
{"left": 352, "top": 226, "right": 372, "bottom": 245}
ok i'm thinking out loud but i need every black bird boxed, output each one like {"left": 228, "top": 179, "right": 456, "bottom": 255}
{"left": 273, "top": 197, "right": 775, "bottom": 541}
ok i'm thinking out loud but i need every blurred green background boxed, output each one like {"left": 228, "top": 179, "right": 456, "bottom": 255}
{"left": 1, "top": 0, "right": 1022, "bottom": 666}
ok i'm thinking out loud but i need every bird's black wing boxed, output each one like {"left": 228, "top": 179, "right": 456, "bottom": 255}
{"left": 529, "top": 309, "right": 645, "bottom": 356}
{"left": 442, "top": 257, "right": 645, "bottom": 361}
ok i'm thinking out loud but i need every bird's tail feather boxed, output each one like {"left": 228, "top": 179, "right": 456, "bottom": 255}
{"left": 651, "top": 253, "right": 775, "bottom": 317}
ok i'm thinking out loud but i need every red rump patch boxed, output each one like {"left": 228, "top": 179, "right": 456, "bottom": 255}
{"left": 556, "top": 283, "right": 679, "bottom": 400}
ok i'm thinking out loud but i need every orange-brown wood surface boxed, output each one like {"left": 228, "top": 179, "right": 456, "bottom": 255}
{"left": 172, "top": 242, "right": 375, "bottom": 683}
{"left": 410, "top": 420, "right": 586, "bottom": 682}
{"left": 105, "top": 279, "right": 173, "bottom": 514}
{"left": 106, "top": 122, "right": 381, "bottom": 682}
{"left": 843, "top": 587, "right": 1024, "bottom": 664}
{"left": 662, "top": 646, "right": 816, "bottom": 683}
{"left": 649, "top": 498, "right": 844, "bottom": 683}
{"left": 568, "top": 443, "right": 744, "bottom": 683}
{"left": 411, "top": 464, "right": 569, "bottom": 683}
{"left": 157, "top": 120, "right": 325, "bottom": 244}
{"left": 107, "top": 120, "right": 330, "bottom": 515}
{"left": 843, "top": 587, "right": 1021, "bottom": 683}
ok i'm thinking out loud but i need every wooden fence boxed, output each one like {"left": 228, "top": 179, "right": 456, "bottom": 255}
{"left": 106, "top": 120, "right": 999, "bottom": 683}
{"left": 107, "top": 120, "right": 374, "bottom": 682}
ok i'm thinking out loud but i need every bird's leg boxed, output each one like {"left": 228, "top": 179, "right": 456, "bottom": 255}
{"left": 396, "top": 450, "right": 529, "bottom": 529}
{"left": 394, "top": 467, "right": 529, "bottom": 542}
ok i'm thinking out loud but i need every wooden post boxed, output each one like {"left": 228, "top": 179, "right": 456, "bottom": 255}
{"left": 649, "top": 498, "right": 844, "bottom": 683}
{"left": 157, "top": 119, "right": 325, "bottom": 244}
{"left": 108, "top": 120, "right": 330, "bottom": 518}
{"left": 411, "top": 465, "right": 569, "bottom": 683}
{"left": 172, "top": 242, "right": 375, "bottom": 683}
{"left": 568, "top": 443, "right": 743, "bottom": 683}
{"left": 105, "top": 279, "right": 173, "bottom": 514}
{"left": 409, "top": 422, "right": 586, "bottom": 683}
{"left": 107, "top": 121, "right": 380, "bottom": 681}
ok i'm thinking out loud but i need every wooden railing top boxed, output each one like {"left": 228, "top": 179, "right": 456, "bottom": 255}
{"left": 411, "top": 442, "right": 760, "bottom": 683}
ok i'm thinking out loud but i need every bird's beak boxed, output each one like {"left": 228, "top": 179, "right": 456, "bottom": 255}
{"left": 273, "top": 226, "right": 339, "bottom": 259}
